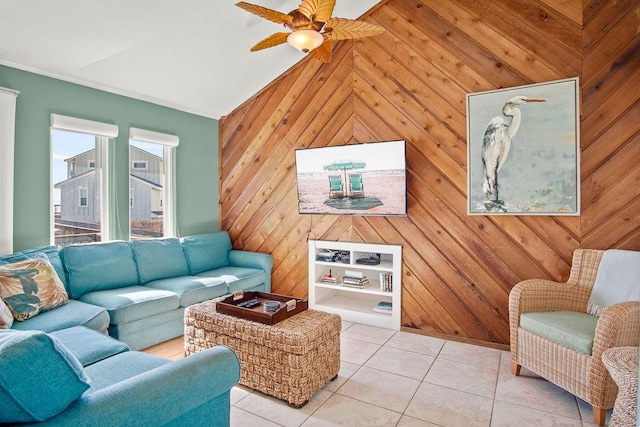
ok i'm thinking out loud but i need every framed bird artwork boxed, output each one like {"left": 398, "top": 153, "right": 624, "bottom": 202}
{"left": 466, "top": 77, "right": 580, "bottom": 215}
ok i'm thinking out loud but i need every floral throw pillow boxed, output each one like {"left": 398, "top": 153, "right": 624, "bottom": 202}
{"left": 0, "top": 255, "right": 69, "bottom": 321}
{"left": 0, "top": 298, "right": 13, "bottom": 328}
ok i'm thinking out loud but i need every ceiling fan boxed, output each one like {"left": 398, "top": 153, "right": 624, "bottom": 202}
{"left": 235, "top": 0, "right": 385, "bottom": 63}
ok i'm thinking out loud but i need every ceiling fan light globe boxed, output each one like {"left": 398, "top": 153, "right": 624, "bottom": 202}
{"left": 287, "top": 30, "right": 323, "bottom": 53}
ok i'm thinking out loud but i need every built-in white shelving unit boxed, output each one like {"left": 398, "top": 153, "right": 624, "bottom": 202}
{"left": 308, "top": 240, "right": 401, "bottom": 330}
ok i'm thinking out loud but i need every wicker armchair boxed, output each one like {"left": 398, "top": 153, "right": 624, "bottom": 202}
{"left": 509, "top": 249, "right": 640, "bottom": 426}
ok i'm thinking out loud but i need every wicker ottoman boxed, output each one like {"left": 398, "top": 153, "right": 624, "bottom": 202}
{"left": 602, "top": 346, "right": 638, "bottom": 427}
{"left": 184, "top": 299, "right": 341, "bottom": 408}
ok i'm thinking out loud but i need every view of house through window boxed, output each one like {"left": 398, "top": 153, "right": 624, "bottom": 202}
{"left": 52, "top": 122, "right": 174, "bottom": 245}
{"left": 52, "top": 129, "right": 103, "bottom": 247}
{"left": 129, "top": 140, "right": 165, "bottom": 239}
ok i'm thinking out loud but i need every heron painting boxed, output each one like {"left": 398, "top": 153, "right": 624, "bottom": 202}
{"left": 467, "top": 78, "right": 580, "bottom": 215}
{"left": 482, "top": 96, "right": 546, "bottom": 210}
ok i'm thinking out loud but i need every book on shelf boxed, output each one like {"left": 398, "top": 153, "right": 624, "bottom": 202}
{"left": 342, "top": 276, "right": 369, "bottom": 286}
{"left": 342, "top": 282, "right": 369, "bottom": 289}
{"left": 378, "top": 271, "right": 393, "bottom": 292}
{"left": 372, "top": 300, "right": 392, "bottom": 314}
{"left": 342, "top": 276, "right": 369, "bottom": 288}
{"left": 344, "top": 270, "right": 363, "bottom": 278}
{"left": 320, "top": 274, "right": 337, "bottom": 284}
{"left": 343, "top": 284, "right": 370, "bottom": 290}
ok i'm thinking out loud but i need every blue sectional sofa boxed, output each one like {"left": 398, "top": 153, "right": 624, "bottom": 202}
{"left": 0, "top": 231, "right": 273, "bottom": 350}
{"left": 0, "top": 325, "right": 240, "bottom": 426}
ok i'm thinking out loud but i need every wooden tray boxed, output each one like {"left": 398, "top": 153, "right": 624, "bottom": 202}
{"left": 215, "top": 291, "right": 308, "bottom": 325}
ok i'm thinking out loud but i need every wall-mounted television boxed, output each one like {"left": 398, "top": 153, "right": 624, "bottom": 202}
{"left": 294, "top": 140, "right": 407, "bottom": 216}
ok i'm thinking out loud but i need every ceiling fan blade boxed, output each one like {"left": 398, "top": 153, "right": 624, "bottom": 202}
{"left": 298, "top": 0, "right": 336, "bottom": 23}
{"left": 236, "top": 2, "right": 293, "bottom": 24}
{"left": 250, "top": 32, "right": 291, "bottom": 51}
{"left": 307, "top": 37, "right": 332, "bottom": 63}
{"left": 323, "top": 18, "right": 385, "bottom": 41}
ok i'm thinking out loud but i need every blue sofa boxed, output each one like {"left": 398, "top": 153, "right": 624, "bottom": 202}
{"left": 0, "top": 231, "right": 273, "bottom": 350}
{"left": 0, "top": 325, "right": 240, "bottom": 426}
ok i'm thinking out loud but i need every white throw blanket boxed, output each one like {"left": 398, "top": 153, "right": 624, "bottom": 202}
{"left": 587, "top": 249, "right": 640, "bottom": 316}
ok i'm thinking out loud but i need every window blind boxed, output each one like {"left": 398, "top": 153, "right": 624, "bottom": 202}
{"left": 50, "top": 114, "right": 119, "bottom": 138}
{"left": 129, "top": 127, "right": 179, "bottom": 147}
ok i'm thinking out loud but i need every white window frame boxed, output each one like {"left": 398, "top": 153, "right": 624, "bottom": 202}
{"left": 50, "top": 114, "right": 118, "bottom": 244}
{"left": 129, "top": 127, "right": 179, "bottom": 238}
{"left": 0, "top": 87, "right": 19, "bottom": 255}
{"left": 88, "top": 159, "right": 96, "bottom": 169}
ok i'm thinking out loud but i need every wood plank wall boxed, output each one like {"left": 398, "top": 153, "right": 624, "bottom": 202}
{"left": 219, "top": 0, "right": 640, "bottom": 345}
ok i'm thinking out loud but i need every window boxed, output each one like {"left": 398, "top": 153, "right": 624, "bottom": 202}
{"left": 78, "top": 186, "right": 88, "bottom": 207}
{"left": 129, "top": 127, "right": 179, "bottom": 239}
{"left": 132, "top": 160, "right": 147, "bottom": 170}
{"left": 129, "top": 188, "right": 134, "bottom": 208}
{"left": 51, "top": 114, "right": 118, "bottom": 247}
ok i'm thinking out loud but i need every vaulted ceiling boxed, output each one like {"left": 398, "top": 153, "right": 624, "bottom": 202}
{"left": 0, "top": 0, "right": 380, "bottom": 119}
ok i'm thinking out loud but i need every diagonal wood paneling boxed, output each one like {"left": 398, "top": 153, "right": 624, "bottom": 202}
{"left": 219, "top": 0, "right": 640, "bottom": 346}
{"left": 581, "top": 0, "right": 640, "bottom": 249}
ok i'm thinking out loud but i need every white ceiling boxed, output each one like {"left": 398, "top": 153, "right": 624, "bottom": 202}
{"left": 0, "top": 0, "right": 380, "bottom": 119}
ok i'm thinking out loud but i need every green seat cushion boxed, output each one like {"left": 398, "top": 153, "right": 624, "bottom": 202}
{"left": 520, "top": 311, "right": 598, "bottom": 355}
{"left": 182, "top": 232, "right": 232, "bottom": 275}
{"left": 131, "top": 238, "right": 189, "bottom": 284}
{"left": 0, "top": 330, "right": 90, "bottom": 423}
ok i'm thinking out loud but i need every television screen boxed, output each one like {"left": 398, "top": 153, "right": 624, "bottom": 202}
{"left": 294, "top": 140, "right": 407, "bottom": 216}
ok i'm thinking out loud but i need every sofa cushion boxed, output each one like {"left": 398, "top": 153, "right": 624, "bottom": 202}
{"left": 109, "top": 308, "right": 184, "bottom": 336}
{"left": 50, "top": 326, "right": 130, "bottom": 366}
{"left": 0, "top": 255, "right": 69, "bottom": 321}
{"left": 0, "top": 246, "right": 66, "bottom": 290}
{"left": 83, "top": 351, "right": 169, "bottom": 392}
{"left": 61, "top": 241, "right": 139, "bottom": 299}
{"left": 10, "top": 299, "right": 110, "bottom": 334}
{"left": 182, "top": 232, "right": 232, "bottom": 275}
{"left": 196, "top": 266, "right": 267, "bottom": 293}
{"left": 131, "top": 238, "right": 189, "bottom": 284}
{"left": 520, "top": 311, "right": 598, "bottom": 355}
{"left": 0, "top": 329, "right": 90, "bottom": 423}
{"left": 79, "top": 286, "right": 180, "bottom": 325}
{"left": 146, "top": 276, "right": 228, "bottom": 307}
{"left": 0, "top": 297, "right": 13, "bottom": 328}
{"left": 107, "top": 309, "right": 184, "bottom": 350}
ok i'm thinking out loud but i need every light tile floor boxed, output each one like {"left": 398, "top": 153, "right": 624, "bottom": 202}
{"left": 144, "top": 321, "right": 612, "bottom": 427}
